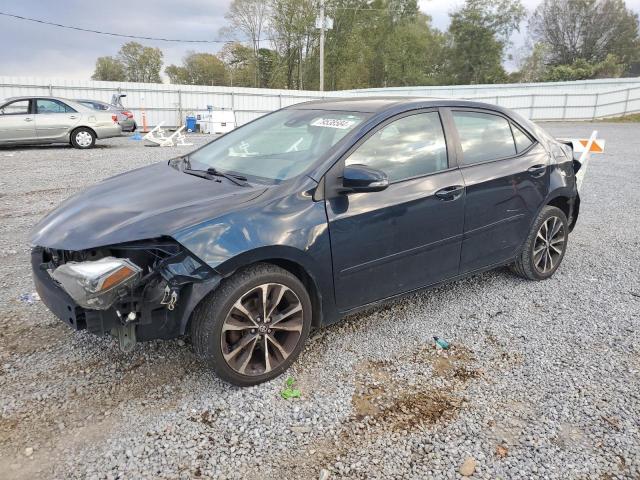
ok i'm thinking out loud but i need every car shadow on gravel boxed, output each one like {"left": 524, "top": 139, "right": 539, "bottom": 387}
{"left": 0, "top": 144, "right": 112, "bottom": 152}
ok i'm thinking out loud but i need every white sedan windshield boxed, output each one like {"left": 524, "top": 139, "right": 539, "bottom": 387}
{"left": 188, "top": 109, "right": 368, "bottom": 182}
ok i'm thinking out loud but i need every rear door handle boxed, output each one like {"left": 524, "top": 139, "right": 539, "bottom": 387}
{"left": 435, "top": 185, "right": 464, "bottom": 201}
{"left": 69, "top": 115, "right": 78, "bottom": 119}
{"left": 527, "top": 164, "right": 547, "bottom": 177}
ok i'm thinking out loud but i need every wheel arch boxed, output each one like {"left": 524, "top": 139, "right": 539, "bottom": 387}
{"left": 545, "top": 191, "right": 580, "bottom": 232}
{"left": 215, "top": 246, "right": 327, "bottom": 329}
{"left": 182, "top": 246, "right": 330, "bottom": 334}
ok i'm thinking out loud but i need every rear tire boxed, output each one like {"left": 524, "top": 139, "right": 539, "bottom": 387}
{"left": 512, "top": 206, "right": 568, "bottom": 280}
{"left": 190, "top": 263, "right": 312, "bottom": 386}
{"left": 70, "top": 127, "right": 96, "bottom": 149}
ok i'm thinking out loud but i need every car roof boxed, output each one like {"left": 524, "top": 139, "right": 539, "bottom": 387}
{"left": 288, "top": 96, "right": 513, "bottom": 114}
{"left": 4, "top": 95, "right": 75, "bottom": 101}
{"left": 1, "top": 96, "right": 100, "bottom": 113}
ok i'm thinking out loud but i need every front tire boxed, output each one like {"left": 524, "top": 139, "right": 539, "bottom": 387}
{"left": 191, "top": 263, "right": 312, "bottom": 386}
{"left": 512, "top": 206, "right": 568, "bottom": 280}
{"left": 70, "top": 127, "right": 96, "bottom": 149}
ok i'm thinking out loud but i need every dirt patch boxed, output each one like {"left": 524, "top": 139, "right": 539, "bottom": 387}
{"left": 349, "top": 343, "right": 481, "bottom": 433}
{"left": 283, "top": 343, "right": 480, "bottom": 477}
{"left": 352, "top": 383, "right": 386, "bottom": 419}
{"left": 371, "top": 389, "right": 459, "bottom": 431}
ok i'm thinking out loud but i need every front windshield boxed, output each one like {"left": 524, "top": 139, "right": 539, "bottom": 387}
{"left": 187, "top": 109, "right": 368, "bottom": 182}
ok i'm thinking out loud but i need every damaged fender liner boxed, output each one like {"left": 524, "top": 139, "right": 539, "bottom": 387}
{"left": 31, "top": 239, "right": 221, "bottom": 342}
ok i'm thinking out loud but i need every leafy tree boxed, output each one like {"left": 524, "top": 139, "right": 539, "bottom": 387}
{"left": 444, "top": 0, "right": 526, "bottom": 84}
{"left": 383, "top": 14, "right": 448, "bottom": 86}
{"left": 269, "top": 0, "right": 315, "bottom": 89}
{"left": 219, "top": 42, "right": 257, "bottom": 87}
{"left": 517, "top": 43, "right": 628, "bottom": 81}
{"left": 117, "top": 42, "right": 164, "bottom": 83}
{"left": 541, "top": 54, "right": 626, "bottom": 81}
{"left": 165, "top": 52, "right": 227, "bottom": 85}
{"left": 92, "top": 56, "right": 126, "bottom": 81}
{"left": 315, "top": 0, "right": 446, "bottom": 90}
{"left": 164, "top": 65, "right": 189, "bottom": 84}
{"left": 223, "top": 0, "right": 270, "bottom": 86}
{"left": 529, "top": 0, "right": 640, "bottom": 70}
{"left": 257, "top": 48, "right": 281, "bottom": 87}
{"left": 513, "top": 43, "right": 549, "bottom": 82}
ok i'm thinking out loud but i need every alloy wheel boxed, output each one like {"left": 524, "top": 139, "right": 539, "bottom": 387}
{"left": 533, "top": 215, "right": 566, "bottom": 274}
{"left": 75, "top": 131, "right": 93, "bottom": 147}
{"left": 220, "top": 283, "right": 304, "bottom": 376}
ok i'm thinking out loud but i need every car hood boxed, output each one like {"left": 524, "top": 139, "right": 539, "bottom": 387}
{"left": 30, "top": 162, "right": 267, "bottom": 251}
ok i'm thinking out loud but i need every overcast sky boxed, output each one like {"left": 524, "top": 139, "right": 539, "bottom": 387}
{"left": 1, "top": 0, "right": 639, "bottom": 81}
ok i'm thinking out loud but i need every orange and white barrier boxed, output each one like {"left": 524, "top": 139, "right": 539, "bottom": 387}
{"left": 570, "top": 131, "right": 605, "bottom": 192}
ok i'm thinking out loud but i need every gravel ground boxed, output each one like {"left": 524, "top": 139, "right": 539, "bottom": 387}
{"left": 0, "top": 125, "right": 638, "bottom": 480}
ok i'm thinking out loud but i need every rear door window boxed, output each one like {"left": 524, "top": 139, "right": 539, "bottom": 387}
{"left": 452, "top": 111, "right": 516, "bottom": 165}
{"left": 36, "top": 99, "right": 76, "bottom": 114}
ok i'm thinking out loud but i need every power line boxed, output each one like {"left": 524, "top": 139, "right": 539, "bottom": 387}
{"left": 0, "top": 11, "right": 273, "bottom": 44}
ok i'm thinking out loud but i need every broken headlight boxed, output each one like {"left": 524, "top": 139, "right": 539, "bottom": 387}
{"left": 50, "top": 257, "right": 142, "bottom": 310}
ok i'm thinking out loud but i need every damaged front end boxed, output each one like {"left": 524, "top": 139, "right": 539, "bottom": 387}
{"left": 31, "top": 238, "right": 220, "bottom": 352}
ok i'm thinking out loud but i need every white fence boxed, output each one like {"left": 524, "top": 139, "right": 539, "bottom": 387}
{"left": 1, "top": 76, "right": 639, "bottom": 127}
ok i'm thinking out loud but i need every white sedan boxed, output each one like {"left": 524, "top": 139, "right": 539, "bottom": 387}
{"left": 0, "top": 96, "right": 122, "bottom": 149}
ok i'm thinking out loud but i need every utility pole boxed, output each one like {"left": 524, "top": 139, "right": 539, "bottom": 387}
{"left": 319, "top": 0, "right": 325, "bottom": 91}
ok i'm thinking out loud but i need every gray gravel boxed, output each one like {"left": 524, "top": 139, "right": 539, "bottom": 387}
{"left": 1, "top": 125, "right": 639, "bottom": 479}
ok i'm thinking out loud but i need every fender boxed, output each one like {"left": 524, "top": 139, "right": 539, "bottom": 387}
{"left": 173, "top": 185, "right": 339, "bottom": 327}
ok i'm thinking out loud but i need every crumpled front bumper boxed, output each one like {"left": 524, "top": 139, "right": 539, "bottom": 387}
{"left": 31, "top": 247, "right": 86, "bottom": 331}
{"left": 30, "top": 246, "right": 221, "bottom": 341}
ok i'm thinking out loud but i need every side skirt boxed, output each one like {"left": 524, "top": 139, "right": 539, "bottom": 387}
{"left": 333, "top": 257, "right": 519, "bottom": 320}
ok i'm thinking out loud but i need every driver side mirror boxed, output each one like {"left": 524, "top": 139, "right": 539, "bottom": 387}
{"left": 341, "top": 164, "right": 389, "bottom": 193}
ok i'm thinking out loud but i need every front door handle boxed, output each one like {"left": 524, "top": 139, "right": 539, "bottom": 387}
{"left": 527, "top": 164, "right": 547, "bottom": 177}
{"left": 24, "top": 117, "right": 33, "bottom": 122}
{"left": 435, "top": 185, "right": 464, "bottom": 201}
{"left": 69, "top": 115, "right": 78, "bottom": 119}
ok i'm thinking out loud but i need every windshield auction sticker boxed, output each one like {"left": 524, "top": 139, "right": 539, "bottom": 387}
{"left": 311, "top": 118, "right": 356, "bottom": 129}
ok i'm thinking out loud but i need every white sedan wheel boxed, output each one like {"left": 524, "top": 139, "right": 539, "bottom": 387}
{"left": 75, "top": 131, "right": 93, "bottom": 148}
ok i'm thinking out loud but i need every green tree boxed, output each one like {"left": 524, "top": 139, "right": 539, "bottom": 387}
{"left": 165, "top": 65, "right": 189, "bottom": 84}
{"left": 445, "top": 0, "right": 526, "bottom": 84}
{"left": 269, "top": 0, "right": 315, "bottom": 89}
{"left": 219, "top": 42, "right": 256, "bottom": 87}
{"left": 257, "top": 48, "right": 281, "bottom": 87}
{"left": 117, "top": 42, "right": 164, "bottom": 83}
{"left": 223, "top": 0, "right": 270, "bottom": 86}
{"left": 514, "top": 43, "right": 549, "bottom": 82}
{"left": 541, "top": 54, "right": 627, "bottom": 81}
{"left": 529, "top": 0, "right": 639, "bottom": 70}
{"left": 383, "top": 14, "right": 448, "bottom": 86}
{"left": 165, "top": 52, "right": 227, "bottom": 85}
{"left": 91, "top": 56, "right": 126, "bottom": 81}
{"left": 315, "top": 0, "right": 446, "bottom": 90}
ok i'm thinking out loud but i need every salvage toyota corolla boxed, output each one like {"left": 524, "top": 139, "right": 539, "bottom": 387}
{"left": 30, "top": 98, "right": 581, "bottom": 386}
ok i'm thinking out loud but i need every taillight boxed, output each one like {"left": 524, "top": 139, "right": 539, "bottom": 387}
{"left": 122, "top": 111, "right": 133, "bottom": 119}
{"left": 111, "top": 115, "right": 118, "bottom": 123}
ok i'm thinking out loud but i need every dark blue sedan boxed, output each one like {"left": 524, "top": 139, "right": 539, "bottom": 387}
{"left": 30, "top": 98, "right": 580, "bottom": 385}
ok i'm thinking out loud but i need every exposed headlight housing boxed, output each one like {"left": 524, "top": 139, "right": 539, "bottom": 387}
{"left": 51, "top": 257, "right": 142, "bottom": 310}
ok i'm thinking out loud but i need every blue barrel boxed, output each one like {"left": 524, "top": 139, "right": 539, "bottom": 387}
{"left": 185, "top": 115, "right": 197, "bottom": 132}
